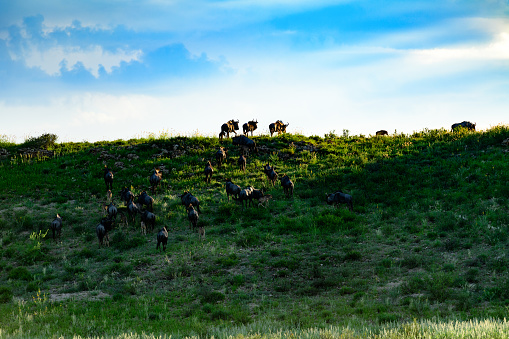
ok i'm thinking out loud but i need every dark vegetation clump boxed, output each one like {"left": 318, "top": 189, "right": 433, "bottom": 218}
{"left": 22, "top": 133, "right": 58, "bottom": 149}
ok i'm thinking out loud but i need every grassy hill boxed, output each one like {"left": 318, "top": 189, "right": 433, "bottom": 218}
{"left": 1, "top": 126, "right": 509, "bottom": 338}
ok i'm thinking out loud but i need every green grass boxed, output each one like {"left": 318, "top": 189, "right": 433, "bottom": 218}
{"left": 1, "top": 126, "right": 509, "bottom": 337}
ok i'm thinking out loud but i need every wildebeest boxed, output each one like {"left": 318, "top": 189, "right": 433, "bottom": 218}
{"left": 251, "top": 188, "right": 264, "bottom": 203}
{"left": 127, "top": 200, "right": 140, "bottom": 224}
{"left": 238, "top": 155, "right": 246, "bottom": 172}
{"left": 187, "top": 204, "right": 199, "bottom": 230}
{"left": 220, "top": 119, "right": 240, "bottom": 138}
{"left": 225, "top": 178, "right": 242, "bottom": 201}
{"left": 263, "top": 163, "right": 278, "bottom": 186}
{"left": 179, "top": 191, "right": 201, "bottom": 213}
{"left": 325, "top": 191, "right": 353, "bottom": 211}
{"left": 215, "top": 147, "right": 227, "bottom": 167}
{"left": 50, "top": 214, "right": 62, "bottom": 240}
{"left": 257, "top": 194, "right": 273, "bottom": 208}
{"left": 150, "top": 168, "right": 163, "bottom": 192}
{"left": 269, "top": 120, "right": 289, "bottom": 137}
{"left": 156, "top": 227, "right": 168, "bottom": 251}
{"left": 141, "top": 210, "right": 156, "bottom": 233}
{"left": 106, "top": 190, "right": 112, "bottom": 203}
{"left": 103, "top": 202, "right": 118, "bottom": 220}
{"left": 120, "top": 186, "right": 134, "bottom": 206}
{"left": 243, "top": 120, "right": 258, "bottom": 136}
{"left": 136, "top": 191, "right": 154, "bottom": 212}
{"left": 219, "top": 131, "right": 226, "bottom": 141}
{"left": 376, "top": 130, "right": 388, "bottom": 136}
{"left": 235, "top": 186, "right": 254, "bottom": 208}
{"left": 104, "top": 166, "right": 114, "bottom": 190}
{"left": 451, "top": 121, "right": 476, "bottom": 131}
{"left": 96, "top": 218, "right": 113, "bottom": 247}
{"left": 279, "top": 174, "right": 294, "bottom": 197}
{"left": 232, "top": 135, "right": 257, "bottom": 154}
{"left": 204, "top": 160, "right": 214, "bottom": 183}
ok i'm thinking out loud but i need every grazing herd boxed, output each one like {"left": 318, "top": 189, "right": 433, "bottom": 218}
{"left": 50, "top": 118, "right": 478, "bottom": 251}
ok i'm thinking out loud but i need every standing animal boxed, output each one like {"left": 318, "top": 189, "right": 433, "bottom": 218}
{"left": 238, "top": 155, "right": 246, "bottom": 172}
{"left": 50, "top": 214, "right": 62, "bottom": 240}
{"left": 263, "top": 163, "right": 278, "bottom": 186}
{"left": 104, "top": 166, "right": 114, "bottom": 190}
{"left": 215, "top": 147, "right": 227, "bottom": 167}
{"left": 269, "top": 120, "right": 289, "bottom": 137}
{"left": 156, "top": 227, "right": 169, "bottom": 251}
{"left": 127, "top": 200, "right": 139, "bottom": 224}
{"left": 120, "top": 187, "right": 134, "bottom": 206}
{"left": 103, "top": 202, "right": 118, "bottom": 220}
{"left": 204, "top": 160, "right": 214, "bottom": 183}
{"left": 243, "top": 120, "right": 258, "bottom": 136}
{"left": 136, "top": 191, "right": 154, "bottom": 212}
{"left": 96, "top": 218, "right": 113, "bottom": 247}
{"left": 325, "top": 191, "right": 353, "bottom": 211}
{"left": 187, "top": 204, "right": 199, "bottom": 230}
{"left": 179, "top": 191, "right": 200, "bottom": 213}
{"left": 235, "top": 186, "right": 254, "bottom": 208}
{"left": 141, "top": 210, "right": 156, "bottom": 233}
{"left": 106, "top": 190, "right": 112, "bottom": 203}
{"left": 279, "top": 174, "right": 294, "bottom": 197}
{"left": 149, "top": 168, "right": 163, "bottom": 192}
{"left": 257, "top": 194, "right": 273, "bottom": 208}
{"left": 451, "top": 121, "right": 476, "bottom": 131}
{"left": 220, "top": 119, "right": 240, "bottom": 138}
{"left": 376, "top": 130, "right": 388, "bottom": 136}
{"left": 219, "top": 131, "right": 226, "bottom": 141}
{"left": 225, "top": 179, "right": 242, "bottom": 201}
{"left": 251, "top": 188, "right": 264, "bottom": 202}
{"left": 232, "top": 135, "right": 257, "bottom": 154}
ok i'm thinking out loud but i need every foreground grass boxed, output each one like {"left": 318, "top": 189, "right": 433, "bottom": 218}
{"left": 1, "top": 126, "right": 509, "bottom": 337}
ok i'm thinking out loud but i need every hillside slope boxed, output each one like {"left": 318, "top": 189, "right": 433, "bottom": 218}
{"left": 0, "top": 127, "right": 509, "bottom": 337}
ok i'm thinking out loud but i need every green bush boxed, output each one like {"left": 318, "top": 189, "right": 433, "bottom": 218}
{"left": 22, "top": 133, "right": 58, "bottom": 149}
{"left": 7, "top": 267, "right": 32, "bottom": 281}
{"left": 0, "top": 286, "right": 13, "bottom": 303}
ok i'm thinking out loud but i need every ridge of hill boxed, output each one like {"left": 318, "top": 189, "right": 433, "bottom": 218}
{"left": 0, "top": 127, "right": 509, "bottom": 337}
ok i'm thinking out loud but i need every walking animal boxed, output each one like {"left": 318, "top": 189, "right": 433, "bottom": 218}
{"left": 263, "top": 163, "right": 278, "bottom": 186}
{"left": 325, "top": 191, "right": 353, "bottom": 211}
{"left": 238, "top": 155, "right": 246, "bottom": 172}
{"left": 104, "top": 166, "right": 114, "bottom": 190}
{"left": 279, "top": 174, "right": 294, "bottom": 197}
{"left": 179, "top": 191, "right": 201, "bottom": 213}
{"left": 376, "top": 130, "right": 388, "bottom": 136}
{"left": 451, "top": 121, "right": 476, "bottom": 131}
{"left": 187, "top": 204, "right": 199, "bottom": 230}
{"left": 204, "top": 160, "right": 214, "bottom": 183}
{"left": 220, "top": 119, "right": 240, "bottom": 138}
{"left": 243, "top": 120, "right": 258, "bottom": 136}
{"left": 141, "top": 210, "right": 156, "bottom": 233}
{"left": 225, "top": 179, "right": 242, "bottom": 201}
{"left": 50, "top": 214, "right": 62, "bottom": 240}
{"left": 269, "top": 120, "right": 289, "bottom": 137}
{"left": 149, "top": 168, "right": 163, "bottom": 192}
{"left": 257, "top": 194, "right": 273, "bottom": 208}
{"left": 136, "top": 191, "right": 154, "bottom": 212}
{"left": 232, "top": 135, "right": 257, "bottom": 154}
{"left": 234, "top": 186, "right": 254, "bottom": 208}
{"left": 156, "top": 227, "right": 169, "bottom": 251}
{"left": 103, "top": 202, "right": 118, "bottom": 220}
{"left": 120, "top": 186, "right": 134, "bottom": 206}
{"left": 96, "top": 218, "right": 113, "bottom": 247}
{"left": 215, "top": 147, "right": 227, "bottom": 167}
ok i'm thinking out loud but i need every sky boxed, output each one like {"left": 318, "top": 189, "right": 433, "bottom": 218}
{"left": 1, "top": 0, "right": 508, "bottom": 143}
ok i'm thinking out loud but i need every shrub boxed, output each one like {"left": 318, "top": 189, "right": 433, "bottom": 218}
{"left": 8, "top": 267, "right": 32, "bottom": 281}
{"left": 22, "top": 133, "right": 58, "bottom": 149}
{"left": 0, "top": 286, "right": 13, "bottom": 303}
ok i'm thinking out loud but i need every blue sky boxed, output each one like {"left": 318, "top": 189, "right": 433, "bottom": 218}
{"left": 1, "top": 0, "right": 508, "bottom": 142}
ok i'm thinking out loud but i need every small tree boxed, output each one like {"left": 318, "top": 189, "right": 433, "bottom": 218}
{"left": 22, "top": 133, "right": 58, "bottom": 149}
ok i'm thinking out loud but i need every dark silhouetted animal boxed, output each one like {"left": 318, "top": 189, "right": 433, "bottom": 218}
{"left": 220, "top": 119, "right": 240, "bottom": 138}
{"left": 451, "top": 121, "right": 476, "bottom": 131}
{"left": 156, "top": 227, "right": 168, "bottom": 251}
{"left": 279, "top": 174, "right": 294, "bottom": 197}
{"left": 120, "top": 187, "right": 134, "bottom": 206}
{"left": 225, "top": 179, "right": 242, "bottom": 201}
{"left": 238, "top": 155, "right": 246, "bottom": 172}
{"left": 204, "top": 160, "right": 214, "bottom": 183}
{"left": 325, "top": 191, "right": 353, "bottom": 211}
{"left": 104, "top": 202, "right": 118, "bottom": 220}
{"left": 376, "top": 130, "right": 388, "bottom": 136}
{"left": 127, "top": 200, "right": 139, "bottom": 224}
{"left": 104, "top": 166, "right": 114, "bottom": 190}
{"left": 219, "top": 131, "right": 226, "bottom": 141}
{"left": 141, "top": 210, "right": 156, "bottom": 232}
{"left": 215, "top": 147, "right": 227, "bottom": 167}
{"left": 179, "top": 191, "right": 200, "bottom": 213}
{"left": 50, "top": 214, "right": 62, "bottom": 240}
{"left": 269, "top": 120, "right": 289, "bottom": 136}
{"left": 187, "top": 204, "right": 199, "bottom": 230}
{"left": 235, "top": 186, "right": 254, "bottom": 208}
{"left": 251, "top": 188, "right": 264, "bottom": 202}
{"left": 150, "top": 168, "right": 162, "bottom": 192}
{"left": 243, "top": 120, "right": 258, "bottom": 136}
{"left": 263, "top": 163, "right": 278, "bottom": 186}
{"left": 232, "top": 135, "right": 257, "bottom": 154}
{"left": 96, "top": 218, "right": 113, "bottom": 247}
{"left": 136, "top": 191, "right": 154, "bottom": 212}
